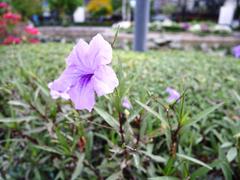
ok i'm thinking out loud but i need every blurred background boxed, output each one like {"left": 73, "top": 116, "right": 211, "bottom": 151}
{"left": 0, "top": 0, "right": 239, "bottom": 53}
{"left": 3, "top": 0, "right": 239, "bottom": 26}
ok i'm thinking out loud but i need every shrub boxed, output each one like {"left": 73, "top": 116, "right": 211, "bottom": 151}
{"left": 87, "top": 0, "right": 112, "bottom": 18}
{"left": 48, "top": 0, "right": 83, "bottom": 15}
{"left": 0, "top": 2, "right": 40, "bottom": 45}
{"left": 10, "top": 0, "right": 42, "bottom": 19}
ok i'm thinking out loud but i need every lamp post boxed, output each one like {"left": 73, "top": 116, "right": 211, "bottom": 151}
{"left": 133, "top": 0, "right": 150, "bottom": 52}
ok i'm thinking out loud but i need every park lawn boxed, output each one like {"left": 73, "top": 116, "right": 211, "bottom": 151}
{"left": 0, "top": 43, "right": 240, "bottom": 179}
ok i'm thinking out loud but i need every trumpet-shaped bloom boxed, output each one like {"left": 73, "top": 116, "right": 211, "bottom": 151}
{"left": 232, "top": 45, "right": 240, "bottom": 58}
{"left": 166, "top": 87, "right": 180, "bottom": 103}
{"left": 122, "top": 97, "right": 132, "bottom": 109}
{"left": 49, "top": 34, "right": 119, "bottom": 111}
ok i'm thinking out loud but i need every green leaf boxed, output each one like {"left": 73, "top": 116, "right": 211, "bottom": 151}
{"left": 55, "top": 128, "right": 71, "bottom": 154}
{"left": 232, "top": 90, "right": 240, "bottom": 104}
{"left": 0, "top": 116, "right": 37, "bottom": 123}
{"left": 219, "top": 147, "right": 233, "bottom": 180}
{"left": 133, "top": 153, "right": 141, "bottom": 170}
{"left": 176, "top": 153, "right": 212, "bottom": 170}
{"left": 140, "top": 150, "right": 166, "bottom": 163}
{"left": 185, "top": 103, "right": 223, "bottom": 127}
{"left": 24, "top": 126, "right": 47, "bottom": 135}
{"left": 221, "top": 142, "right": 233, "bottom": 148}
{"left": 135, "top": 100, "right": 167, "bottom": 126}
{"left": 33, "top": 145, "right": 64, "bottom": 155}
{"left": 8, "top": 100, "right": 30, "bottom": 109}
{"left": 34, "top": 81, "right": 49, "bottom": 97}
{"left": 106, "top": 171, "right": 122, "bottom": 180}
{"left": 163, "top": 157, "right": 176, "bottom": 175}
{"left": 94, "top": 106, "right": 119, "bottom": 131}
{"left": 226, "top": 147, "right": 237, "bottom": 162}
{"left": 54, "top": 171, "right": 64, "bottom": 180}
{"left": 148, "top": 176, "right": 179, "bottom": 180}
{"left": 71, "top": 153, "right": 85, "bottom": 180}
{"left": 234, "top": 133, "right": 240, "bottom": 138}
{"left": 128, "top": 106, "right": 144, "bottom": 123}
{"left": 191, "top": 159, "right": 221, "bottom": 179}
{"left": 85, "top": 131, "right": 93, "bottom": 159}
{"left": 220, "top": 162, "right": 232, "bottom": 180}
{"left": 34, "top": 168, "right": 41, "bottom": 180}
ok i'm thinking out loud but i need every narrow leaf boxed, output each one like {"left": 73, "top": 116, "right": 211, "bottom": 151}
{"left": 106, "top": 171, "right": 122, "bottom": 180}
{"left": 226, "top": 147, "right": 237, "bottom": 163}
{"left": 185, "top": 103, "right": 223, "bottom": 127}
{"left": 94, "top": 106, "right": 119, "bottom": 131}
{"left": 71, "top": 153, "right": 85, "bottom": 180}
{"left": 8, "top": 100, "right": 30, "bottom": 108}
{"left": 33, "top": 145, "right": 64, "bottom": 155}
{"left": 0, "top": 116, "right": 37, "bottom": 123}
{"left": 140, "top": 150, "right": 166, "bottom": 163}
{"left": 148, "top": 176, "right": 179, "bottom": 180}
{"left": 135, "top": 100, "right": 167, "bottom": 125}
{"left": 177, "top": 153, "right": 212, "bottom": 170}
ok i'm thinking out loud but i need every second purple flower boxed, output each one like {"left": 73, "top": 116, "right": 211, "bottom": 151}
{"left": 232, "top": 45, "right": 240, "bottom": 58}
{"left": 166, "top": 87, "right": 180, "bottom": 103}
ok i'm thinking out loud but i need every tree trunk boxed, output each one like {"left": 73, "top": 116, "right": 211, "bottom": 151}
{"left": 122, "top": 0, "right": 127, "bottom": 20}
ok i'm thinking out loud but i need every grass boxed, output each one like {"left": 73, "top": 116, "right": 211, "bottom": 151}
{"left": 0, "top": 43, "right": 240, "bottom": 179}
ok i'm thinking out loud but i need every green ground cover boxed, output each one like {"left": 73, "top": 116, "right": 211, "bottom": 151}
{"left": 0, "top": 44, "right": 240, "bottom": 179}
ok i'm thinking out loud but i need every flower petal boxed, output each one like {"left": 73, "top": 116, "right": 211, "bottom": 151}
{"left": 68, "top": 78, "right": 95, "bottom": 111}
{"left": 48, "top": 82, "right": 70, "bottom": 100}
{"left": 67, "top": 39, "right": 92, "bottom": 73}
{"left": 50, "top": 65, "right": 80, "bottom": 93}
{"left": 88, "top": 34, "right": 112, "bottom": 68}
{"left": 93, "top": 65, "right": 119, "bottom": 97}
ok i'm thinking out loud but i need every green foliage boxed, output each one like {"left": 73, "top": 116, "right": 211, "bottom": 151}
{"left": 0, "top": 44, "right": 240, "bottom": 179}
{"left": 48, "top": 0, "right": 83, "bottom": 14}
{"left": 161, "top": 4, "right": 177, "bottom": 15}
{"left": 112, "top": 0, "right": 122, "bottom": 11}
{"left": 10, "top": 0, "right": 42, "bottom": 18}
{"left": 90, "top": 7, "right": 109, "bottom": 18}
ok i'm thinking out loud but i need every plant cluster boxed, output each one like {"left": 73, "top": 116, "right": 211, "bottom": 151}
{"left": 150, "top": 20, "right": 233, "bottom": 35}
{"left": 0, "top": 40, "right": 240, "bottom": 179}
{"left": 113, "top": 20, "right": 234, "bottom": 36}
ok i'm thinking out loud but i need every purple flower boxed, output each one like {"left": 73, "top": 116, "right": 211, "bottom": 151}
{"left": 181, "top": 22, "right": 190, "bottom": 31}
{"left": 122, "top": 97, "right": 132, "bottom": 109}
{"left": 49, "top": 34, "right": 119, "bottom": 111}
{"left": 200, "top": 24, "right": 209, "bottom": 32}
{"left": 232, "top": 45, "right": 240, "bottom": 58}
{"left": 166, "top": 87, "right": 180, "bottom": 103}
